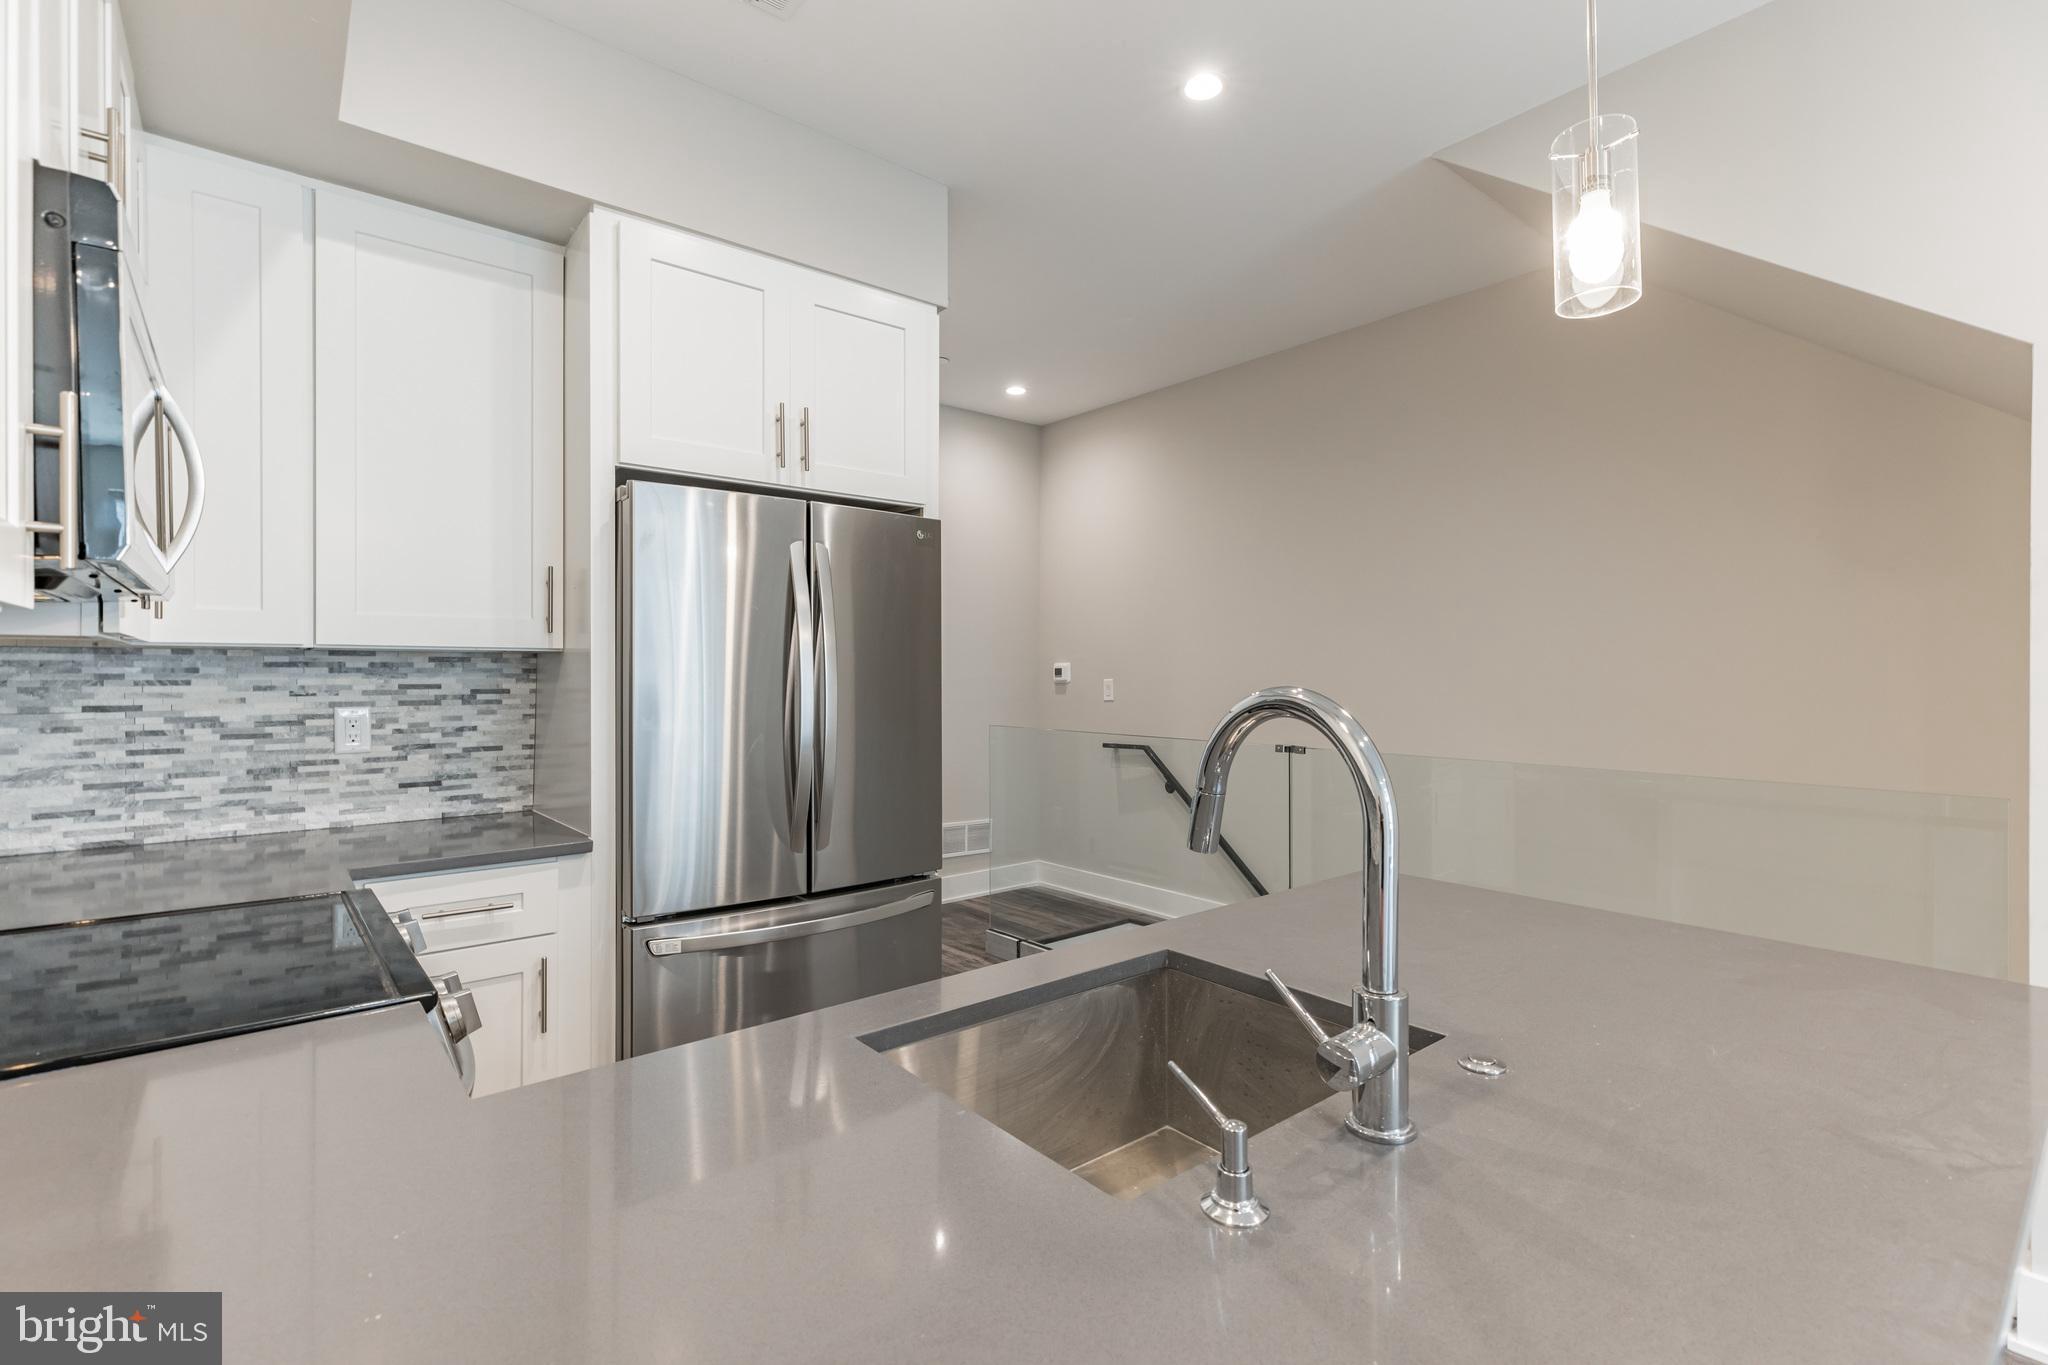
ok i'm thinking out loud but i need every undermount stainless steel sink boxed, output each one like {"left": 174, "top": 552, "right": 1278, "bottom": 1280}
{"left": 861, "top": 951, "right": 1443, "bottom": 1199}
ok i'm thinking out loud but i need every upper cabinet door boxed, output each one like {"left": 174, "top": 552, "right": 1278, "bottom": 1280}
{"left": 0, "top": 0, "right": 38, "bottom": 609}
{"left": 314, "top": 192, "right": 564, "bottom": 650}
{"left": 106, "top": 143, "right": 313, "bottom": 646}
{"left": 69, "top": 1, "right": 137, "bottom": 254}
{"left": 104, "top": 1, "right": 141, "bottom": 262}
{"left": 616, "top": 218, "right": 789, "bottom": 484}
{"left": 789, "top": 272, "right": 936, "bottom": 508}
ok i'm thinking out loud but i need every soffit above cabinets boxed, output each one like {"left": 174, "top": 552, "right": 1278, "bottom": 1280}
{"left": 125, "top": 0, "right": 1776, "bottom": 421}
{"left": 503, "top": 0, "right": 1776, "bottom": 423}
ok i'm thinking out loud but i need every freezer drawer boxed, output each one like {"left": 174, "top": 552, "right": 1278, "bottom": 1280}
{"left": 624, "top": 878, "right": 940, "bottom": 1058}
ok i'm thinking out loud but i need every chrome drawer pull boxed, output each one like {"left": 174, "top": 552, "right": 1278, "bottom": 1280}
{"left": 415, "top": 897, "right": 521, "bottom": 921}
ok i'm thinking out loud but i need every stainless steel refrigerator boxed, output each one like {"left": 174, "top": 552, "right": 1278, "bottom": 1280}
{"left": 618, "top": 479, "right": 942, "bottom": 1057}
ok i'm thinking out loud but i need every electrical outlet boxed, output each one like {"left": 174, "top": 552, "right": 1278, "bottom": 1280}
{"left": 334, "top": 707, "right": 371, "bottom": 753}
{"left": 1101, "top": 678, "right": 1115, "bottom": 702}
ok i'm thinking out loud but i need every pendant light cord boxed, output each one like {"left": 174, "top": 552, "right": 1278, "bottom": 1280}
{"left": 1585, "top": 0, "right": 1599, "bottom": 130}
{"left": 1583, "top": 0, "right": 1602, "bottom": 186}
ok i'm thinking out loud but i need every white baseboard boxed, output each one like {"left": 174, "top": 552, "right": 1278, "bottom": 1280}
{"left": 952, "top": 860, "right": 1227, "bottom": 921}
{"left": 940, "top": 866, "right": 991, "bottom": 903}
{"left": 2012, "top": 1265, "right": 2048, "bottom": 1361}
{"left": 1030, "top": 861, "right": 1224, "bottom": 920}
{"left": 988, "top": 859, "right": 1041, "bottom": 894}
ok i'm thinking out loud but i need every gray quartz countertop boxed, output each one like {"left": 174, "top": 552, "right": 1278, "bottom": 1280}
{"left": 0, "top": 810, "right": 592, "bottom": 931}
{"left": 0, "top": 874, "right": 2041, "bottom": 1363}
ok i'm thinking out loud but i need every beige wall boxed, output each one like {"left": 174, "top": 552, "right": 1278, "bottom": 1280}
{"left": 1037, "top": 270, "right": 2027, "bottom": 822}
{"left": 940, "top": 407, "right": 1043, "bottom": 827}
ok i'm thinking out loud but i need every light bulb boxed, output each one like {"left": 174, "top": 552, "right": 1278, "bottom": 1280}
{"left": 1564, "top": 187, "right": 1626, "bottom": 290}
{"left": 1182, "top": 72, "right": 1224, "bottom": 101}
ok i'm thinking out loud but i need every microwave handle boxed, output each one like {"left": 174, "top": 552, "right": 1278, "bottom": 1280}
{"left": 126, "top": 384, "right": 206, "bottom": 573}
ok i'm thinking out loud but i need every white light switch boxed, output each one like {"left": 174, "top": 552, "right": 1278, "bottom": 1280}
{"left": 1101, "top": 678, "right": 1115, "bottom": 702}
{"left": 334, "top": 707, "right": 371, "bottom": 753}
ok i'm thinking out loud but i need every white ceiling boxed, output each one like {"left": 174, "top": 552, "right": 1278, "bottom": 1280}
{"left": 1448, "top": 167, "right": 2032, "bottom": 419}
{"left": 126, "top": 0, "right": 1779, "bottom": 424}
{"left": 500, "top": 0, "right": 1777, "bottom": 423}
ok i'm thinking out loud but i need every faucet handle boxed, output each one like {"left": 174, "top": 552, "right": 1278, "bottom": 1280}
{"left": 1264, "top": 969, "right": 1332, "bottom": 1046}
{"left": 1266, "top": 969, "right": 1399, "bottom": 1094}
{"left": 1167, "top": 1060, "right": 1269, "bottom": 1229}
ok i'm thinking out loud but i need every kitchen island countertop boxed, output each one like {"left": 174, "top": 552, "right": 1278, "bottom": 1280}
{"left": 0, "top": 873, "right": 2041, "bottom": 1363}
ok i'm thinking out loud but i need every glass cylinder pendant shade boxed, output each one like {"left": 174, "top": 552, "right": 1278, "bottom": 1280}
{"left": 1549, "top": 113, "right": 1641, "bottom": 319}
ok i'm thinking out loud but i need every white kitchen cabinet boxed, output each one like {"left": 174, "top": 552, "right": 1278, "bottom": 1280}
{"left": 73, "top": 0, "right": 139, "bottom": 256}
{"left": 0, "top": 0, "right": 38, "bottom": 609}
{"left": 363, "top": 857, "right": 593, "bottom": 1094}
{"left": 314, "top": 192, "right": 564, "bottom": 650}
{"left": 105, "top": 142, "right": 314, "bottom": 646}
{"left": 417, "top": 936, "right": 560, "bottom": 1098}
{"left": 617, "top": 218, "right": 790, "bottom": 484}
{"left": 789, "top": 272, "right": 937, "bottom": 506}
{"left": 609, "top": 212, "right": 937, "bottom": 508}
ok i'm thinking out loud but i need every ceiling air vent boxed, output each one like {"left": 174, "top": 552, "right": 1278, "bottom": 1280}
{"left": 745, "top": 0, "right": 807, "bottom": 18}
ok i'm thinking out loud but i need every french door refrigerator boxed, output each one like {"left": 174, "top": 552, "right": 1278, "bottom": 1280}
{"left": 618, "top": 479, "right": 942, "bottom": 1057}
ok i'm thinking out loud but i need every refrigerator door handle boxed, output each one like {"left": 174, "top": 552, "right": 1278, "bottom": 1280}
{"left": 643, "top": 888, "right": 935, "bottom": 955}
{"left": 814, "top": 540, "right": 840, "bottom": 849}
{"left": 787, "top": 541, "right": 818, "bottom": 848}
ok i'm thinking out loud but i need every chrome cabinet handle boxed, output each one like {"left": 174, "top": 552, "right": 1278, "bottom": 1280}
{"left": 81, "top": 106, "right": 123, "bottom": 200}
{"left": 414, "top": 898, "right": 519, "bottom": 921}
{"left": 786, "top": 541, "right": 817, "bottom": 845}
{"left": 24, "top": 391, "right": 80, "bottom": 570}
{"left": 774, "top": 401, "right": 786, "bottom": 468}
{"left": 1166, "top": 1060, "right": 1269, "bottom": 1228}
{"left": 812, "top": 541, "right": 839, "bottom": 849}
{"left": 538, "top": 956, "right": 549, "bottom": 1035}
{"left": 799, "top": 405, "right": 811, "bottom": 471}
{"left": 544, "top": 565, "right": 555, "bottom": 636}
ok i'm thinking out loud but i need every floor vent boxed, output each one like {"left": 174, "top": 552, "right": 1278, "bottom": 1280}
{"left": 943, "top": 820, "right": 991, "bottom": 858}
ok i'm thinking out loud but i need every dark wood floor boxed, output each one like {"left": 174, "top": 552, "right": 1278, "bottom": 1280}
{"left": 940, "top": 886, "right": 1137, "bottom": 975}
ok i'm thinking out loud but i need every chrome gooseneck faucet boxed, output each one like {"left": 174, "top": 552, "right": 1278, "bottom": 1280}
{"left": 1188, "top": 686, "right": 1414, "bottom": 1145}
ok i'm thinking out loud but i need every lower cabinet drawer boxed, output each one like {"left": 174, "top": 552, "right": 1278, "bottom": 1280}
{"left": 363, "top": 860, "right": 562, "bottom": 953}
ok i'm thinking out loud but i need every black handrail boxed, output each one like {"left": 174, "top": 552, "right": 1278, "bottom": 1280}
{"left": 1102, "top": 743, "right": 1269, "bottom": 897}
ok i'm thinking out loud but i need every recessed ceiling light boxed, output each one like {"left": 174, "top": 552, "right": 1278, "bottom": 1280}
{"left": 1004, "top": 383, "right": 1028, "bottom": 397}
{"left": 1182, "top": 71, "right": 1224, "bottom": 101}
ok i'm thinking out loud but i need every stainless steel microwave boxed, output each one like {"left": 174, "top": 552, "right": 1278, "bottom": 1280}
{"left": 29, "top": 164, "right": 203, "bottom": 604}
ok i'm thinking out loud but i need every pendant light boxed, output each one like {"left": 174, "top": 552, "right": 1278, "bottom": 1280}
{"left": 1550, "top": 0, "right": 1641, "bottom": 318}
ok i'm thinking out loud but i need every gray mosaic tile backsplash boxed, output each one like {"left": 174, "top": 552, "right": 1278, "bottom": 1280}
{"left": 0, "top": 645, "right": 537, "bottom": 856}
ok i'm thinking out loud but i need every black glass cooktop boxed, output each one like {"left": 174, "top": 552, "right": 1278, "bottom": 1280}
{"left": 0, "top": 893, "right": 435, "bottom": 1079}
